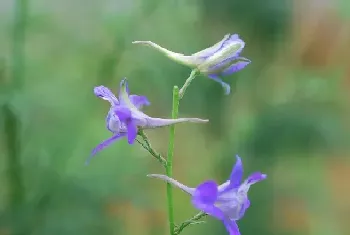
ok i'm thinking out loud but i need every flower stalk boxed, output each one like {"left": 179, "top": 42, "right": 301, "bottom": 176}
{"left": 174, "top": 212, "right": 207, "bottom": 235}
{"left": 179, "top": 69, "right": 198, "bottom": 99}
{"left": 137, "top": 130, "right": 167, "bottom": 167}
{"left": 166, "top": 86, "right": 180, "bottom": 235}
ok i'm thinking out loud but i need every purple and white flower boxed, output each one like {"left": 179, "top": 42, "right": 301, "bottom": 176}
{"left": 133, "top": 34, "right": 251, "bottom": 94}
{"left": 148, "top": 155, "right": 266, "bottom": 235}
{"left": 88, "top": 78, "right": 208, "bottom": 163}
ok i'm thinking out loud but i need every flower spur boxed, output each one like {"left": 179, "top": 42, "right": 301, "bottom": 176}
{"left": 87, "top": 78, "right": 208, "bottom": 163}
{"left": 148, "top": 155, "right": 266, "bottom": 235}
{"left": 133, "top": 34, "right": 251, "bottom": 94}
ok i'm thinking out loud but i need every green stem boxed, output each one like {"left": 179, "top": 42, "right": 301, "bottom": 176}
{"left": 179, "top": 70, "right": 198, "bottom": 99}
{"left": 12, "top": 0, "right": 28, "bottom": 90}
{"left": 5, "top": 0, "right": 28, "bottom": 211}
{"left": 137, "top": 130, "right": 167, "bottom": 167}
{"left": 166, "top": 86, "right": 180, "bottom": 235}
{"left": 3, "top": 105, "right": 24, "bottom": 209}
{"left": 174, "top": 212, "right": 207, "bottom": 235}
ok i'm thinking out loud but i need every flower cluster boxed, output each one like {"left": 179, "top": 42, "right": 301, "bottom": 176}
{"left": 89, "top": 33, "right": 266, "bottom": 235}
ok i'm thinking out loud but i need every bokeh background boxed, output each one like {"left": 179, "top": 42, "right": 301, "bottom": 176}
{"left": 1, "top": 0, "right": 350, "bottom": 234}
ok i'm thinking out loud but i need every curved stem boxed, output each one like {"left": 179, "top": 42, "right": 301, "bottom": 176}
{"left": 174, "top": 212, "right": 207, "bottom": 235}
{"left": 137, "top": 130, "right": 167, "bottom": 167}
{"left": 179, "top": 70, "right": 198, "bottom": 99}
{"left": 166, "top": 86, "right": 180, "bottom": 235}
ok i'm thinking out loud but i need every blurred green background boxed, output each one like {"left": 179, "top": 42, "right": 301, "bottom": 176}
{"left": 1, "top": 0, "right": 350, "bottom": 234}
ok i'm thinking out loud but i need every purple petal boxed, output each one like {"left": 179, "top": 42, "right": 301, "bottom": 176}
{"left": 119, "top": 78, "right": 130, "bottom": 95}
{"left": 106, "top": 110, "right": 122, "bottom": 133}
{"left": 230, "top": 34, "right": 239, "bottom": 40}
{"left": 244, "top": 199, "right": 250, "bottom": 209}
{"left": 129, "top": 95, "right": 150, "bottom": 109}
{"left": 208, "top": 56, "right": 250, "bottom": 75}
{"left": 222, "top": 57, "right": 251, "bottom": 76}
{"left": 94, "top": 86, "right": 119, "bottom": 105}
{"left": 115, "top": 106, "right": 132, "bottom": 122}
{"left": 238, "top": 198, "right": 250, "bottom": 219}
{"left": 208, "top": 75, "right": 231, "bottom": 95}
{"left": 217, "top": 180, "right": 231, "bottom": 192}
{"left": 117, "top": 78, "right": 141, "bottom": 111}
{"left": 230, "top": 37, "right": 245, "bottom": 57}
{"left": 126, "top": 120, "right": 138, "bottom": 144}
{"left": 87, "top": 133, "right": 126, "bottom": 164}
{"left": 106, "top": 112, "right": 113, "bottom": 132}
{"left": 246, "top": 172, "right": 267, "bottom": 185}
{"left": 192, "top": 203, "right": 225, "bottom": 220}
{"left": 193, "top": 34, "right": 241, "bottom": 59}
{"left": 223, "top": 219, "right": 241, "bottom": 235}
{"left": 194, "top": 180, "right": 218, "bottom": 204}
{"left": 202, "top": 205, "right": 225, "bottom": 220}
{"left": 192, "top": 180, "right": 224, "bottom": 219}
{"left": 228, "top": 155, "right": 243, "bottom": 189}
{"left": 118, "top": 78, "right": 132, "bottom": 106}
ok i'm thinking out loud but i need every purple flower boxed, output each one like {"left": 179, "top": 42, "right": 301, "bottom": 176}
{"left": 88, "top": 78, "right": 208, "bottom": 163}
{"left": 133, "top": 34, "right": 250, "bottom": 94}
{"left": 148, "top": 155, "right": 266, "bottom": 235}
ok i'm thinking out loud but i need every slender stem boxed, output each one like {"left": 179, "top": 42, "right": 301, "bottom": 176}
{"left": 137, "top": 130, "right": 167, "bottom": 167}
{"left": 4, "top": 0, "right": 28, "bottom": 211}
{"left": 174, "top": 212, "right": 207, "bottom": 235}
{"left": 179, "top": 70, "right": 198, "bottom": 99}
{"left": 3, "top": 105, "right": 24, "bottom": 208}
{"left": 12, "top": 0, "right": 27, "bottom": 89}
{"left": 166, "top": 86, "right": 180, "bottom": 235}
